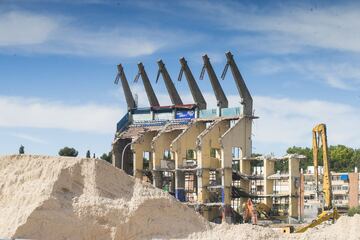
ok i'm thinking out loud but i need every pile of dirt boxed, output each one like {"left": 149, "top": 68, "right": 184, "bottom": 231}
{"left": 1, "top": 155, "right": 359, "bottom": 240}
{"left": 0, "top": 155, "right": 210, "bottom": 240}
{"left": 183, "top": 215, "right": 360, "bottom": 240}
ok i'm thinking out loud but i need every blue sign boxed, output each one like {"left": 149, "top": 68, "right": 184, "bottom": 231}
{"left": 175, "top": 110, "right": 195, "bottom": 119}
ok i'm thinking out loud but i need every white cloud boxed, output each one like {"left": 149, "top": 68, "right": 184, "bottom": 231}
{"left": 10, "top": 133, "right": 47, "bottom": 144}
{"left": 184, "top": 1, "right": 360, "bottom": 54}
{"left": 0, "top": 11, "right": 58, "bottom": 46}
{"left": 252, "top": 96, "right": 360, "bottom": 149}
{"left": 0, "top": 96, "right": 123, "bottom": 134}
{"left": 251, "top": 58, "right": 360, "bottom": 90}
{"left": 0, "top": 11, "right": 197, "bottom": 57}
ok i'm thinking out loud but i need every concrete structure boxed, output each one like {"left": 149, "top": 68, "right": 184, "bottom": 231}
{"left": 112, "top": 52, "right": 303, "bottom": 223}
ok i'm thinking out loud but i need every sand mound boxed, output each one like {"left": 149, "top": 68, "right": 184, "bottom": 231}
{"left": 1, "top": 155, "right": 359, "bottom": 240}
{"left": 0, "top": 155, "right": 209, "bottom": 240}
{"left": 183, "top": 215, "right": 360, "bottom": 240}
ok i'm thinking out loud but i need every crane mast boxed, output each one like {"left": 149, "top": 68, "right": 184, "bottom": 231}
{"left": 156, "top": 60, "right": 183, "bottom": 105}
{"left": 200, "top": 54, "right": 228, "bottom": 108}
{"left": 114, "top": 64, "right": 137, "bottom": 110}
{"left": 178, "top": 57, "right": 207, "bottom": 110}
{"left": 135, "top": 62, "right": 160, "bottom": 107}
{"left": 222, "top": 51, "right": 253, "bottom": 116}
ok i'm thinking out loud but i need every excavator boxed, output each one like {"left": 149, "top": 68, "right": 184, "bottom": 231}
{"left": 295, "top": 123, "right": 340, "bottom": 233}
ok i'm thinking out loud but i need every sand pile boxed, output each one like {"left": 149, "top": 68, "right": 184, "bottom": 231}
{"left": 0, "top": 155, "right": 209, "bottom": 240}
{"left": 1, "top": 155, "right": 359, "bottom": 240}
{"left": 298, "top": 214, "right": 360, "bottom": 240}
{"left": 183, "top": 215, "right": 360, "bottom": 240}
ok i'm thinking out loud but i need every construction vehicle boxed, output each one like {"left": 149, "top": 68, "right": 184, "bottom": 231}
{"left": 295, "top": 123, "right": 340, "bottom": 233}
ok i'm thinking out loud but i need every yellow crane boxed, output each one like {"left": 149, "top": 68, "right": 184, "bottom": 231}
{"left": 296, "top": 123, "right": 339, "bottom": 233}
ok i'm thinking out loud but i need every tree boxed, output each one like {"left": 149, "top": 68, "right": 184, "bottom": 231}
{"left": 19, "top": 145, "right": 25, "bottom": 154}
{"left": 284, "top": 145, "right": 358, "bottom": 172}
{"left": 86, "top": 150, "right": 91, "bottom": 158}
{"left": 100, "top": 152, "right": 112, "bottom": 164}
{"left": 59, "top": 147, "right": 78, "bottom": 157}
{"left": 348, "top": 205, "right": 360, "bottom": 216}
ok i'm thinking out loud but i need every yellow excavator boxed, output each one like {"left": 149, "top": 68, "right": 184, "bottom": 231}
{"left": 295, "top": 123, "right": 340, "bottom": 233}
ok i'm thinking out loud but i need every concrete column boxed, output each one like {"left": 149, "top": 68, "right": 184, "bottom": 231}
{"left": 132, "top": 131, "right": 158, "bottom": 180}
{"left": 171, "top": 122, "right": 206, "bottom": 202}
{"left": 349, "top": 172, "right": 359, "bottom": 208}
{"left": 264, "top": 158, "right": 275, "bottom": 208}
{"left": 221, "top": 117, "right": 253, "bottom": 211}
{"left": 300, "top": 173, "right": 305, "bottom": 220}
{"left": 289, "top": 156, "right": 300, "bottom": 218}
{"left": 197, "top": 149, "right": 210, "bottom": 204}
{"left": 152, "top": 129, "right": 183, "bottom": 189}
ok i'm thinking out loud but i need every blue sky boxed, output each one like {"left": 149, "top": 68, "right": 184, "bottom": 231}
{"left": 1, "top": 0, "right": 360, "bottom": 157}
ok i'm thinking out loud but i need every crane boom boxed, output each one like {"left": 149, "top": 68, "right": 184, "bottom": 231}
{"left": 201, "top": 54, "right": 228, "bottom": 108}
{"left": 157, "top": 60, "right": 183, "bottom": 105}
{"left": 312, "top": 123, "right": 332, "bottom": 209}
{"left": 135, "top": 62, "right": 160, "bottom": 107}
{"left": 222, "top": 51, "right": 253, "bottom": 116}
{"left": 179, "top": 57, "right": 207, "bottom": 109}
{"left": 115, "top": 64, "right": 137, "bottom": 110}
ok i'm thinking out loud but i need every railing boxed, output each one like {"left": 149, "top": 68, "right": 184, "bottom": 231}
{"left": 199, "top": 108, "right": 218, "bottom": 118}
{"left": 221, "top": 107, "right": 241, "bottom": 117}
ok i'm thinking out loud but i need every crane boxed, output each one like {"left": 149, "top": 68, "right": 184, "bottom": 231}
{"left": 296, "top": 123, "right": 339, "bottom": 233}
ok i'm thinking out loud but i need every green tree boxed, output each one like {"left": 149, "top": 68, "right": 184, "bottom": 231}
{"left": 100, "top": 152, "right": 112, "bottom": 164}
{"left": 284, "top": 145, "right": 358, "bottom": 172}
{"left": 351, "top": 149, "right": 360, "bottom": 171}
{"left": 330, "top": 145, "right": 355, "bottom": 172}
{"left": 86, "top": 150, "right": 91, "bottom": 158}
{"left": 348, "top": 205, "right": 360, "bottom": 216}
{"left": 59, "top": 147, "right": 78, "bottom": 157}
{"left": 19, "top": 145, "right": 25, "bottom": 154}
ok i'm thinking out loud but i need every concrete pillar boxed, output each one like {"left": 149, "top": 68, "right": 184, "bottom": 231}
{"left": 300, "top": 173, "right": 305, "bottom": 220}
{"left": 132, "top": 131, "right": 158, "bottom": 180}
{"left": 264, "top": 158, "right": 275, "bottom": 208}
{"left": 349, "top": 172, "right": 359, "bottom": 208}
{"left": 197, "top": 149, "right": 210, "bottom": 204}
{"left": 171, "top": 122, "right": 206, "bottom": 202}
{"left": 152, "top": 129, "right": 183, "bottom": 189}
{"left": 289, "top": 156, "right": 300, "bottom": 218}
{"left": 221, "top": 117, "right": 253, "bottom": 213}
{"left": 112, "top": 138, "right": 133, "bottom": 174}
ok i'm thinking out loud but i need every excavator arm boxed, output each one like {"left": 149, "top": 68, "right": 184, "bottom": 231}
{"left": 313, "top": 123, "right": 332, "bottom": 209}
{"left": 295, "top": 123, "right": 337, "bottom": 233}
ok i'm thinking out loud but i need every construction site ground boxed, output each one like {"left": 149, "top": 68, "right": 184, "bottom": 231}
{"left": 0, "top": 155, "right": 359, "bottom": 240}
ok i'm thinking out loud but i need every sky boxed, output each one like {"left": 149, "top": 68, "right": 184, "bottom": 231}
{"left": 0, "top": 0, "right": 360, "bottom": 157}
